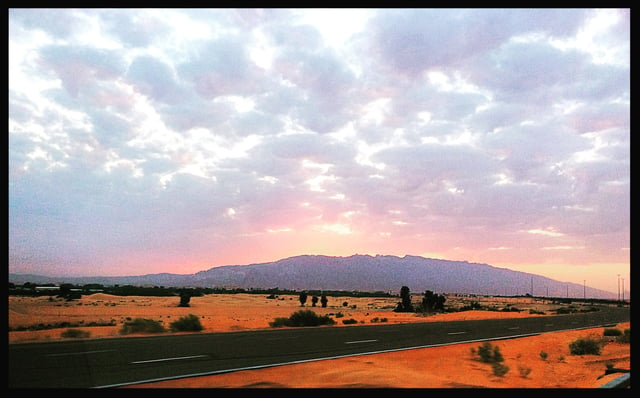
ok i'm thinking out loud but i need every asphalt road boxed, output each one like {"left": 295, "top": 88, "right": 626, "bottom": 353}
{"left": 8, "top": 305, "right": 630, "bottom": 388}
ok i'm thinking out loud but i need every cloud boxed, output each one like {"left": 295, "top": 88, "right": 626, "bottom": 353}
{"left": 8, "top": 9, "right": 629, "bottom": 290}
{"left": 37, "top": 45, "right": 127, "bottom": 97}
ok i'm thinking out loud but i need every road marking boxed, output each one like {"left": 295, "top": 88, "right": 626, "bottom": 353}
{"left": 545, "top": 324, "right": 554, "bottom": 327}
{"left": 447, "top": 331, "right": 467, "bottom": 335}
{"left": 131, "top": 355, "right": 208, "bottom": 364}
{"left": 507, "top": 326, "right": 520, "bottom": 330}
{"left": 344, "top": 339, "right": 378, "bottom": 344}
{"left": 47, "top": 350, "right": 115, "bottom": 357}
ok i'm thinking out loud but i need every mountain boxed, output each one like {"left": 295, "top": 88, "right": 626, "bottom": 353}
{"left": 9, "top": 254, "right": 617, "bottom": 299}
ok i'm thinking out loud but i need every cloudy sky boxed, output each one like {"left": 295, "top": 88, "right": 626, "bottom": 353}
{"left": 9, "top": 9, "right": 629, "bottom": 294}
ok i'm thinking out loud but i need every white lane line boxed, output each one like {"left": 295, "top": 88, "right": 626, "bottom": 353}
{"left": 507, "top": 326, "right": 520, "bottom": 330}
{"left": 344, "top": 339, "right": 378, "bottom": 344}
{"left": 447, "top": 331, "right": 467, "bottom": 335}
{"left": 545, "top": 324, "right": 554, "bottom": 327}
{"left": 131, "top": 355, "right": 208, "bottom": 364}
{"left": 47, "top": 350, "right": 115, "bottom": 357}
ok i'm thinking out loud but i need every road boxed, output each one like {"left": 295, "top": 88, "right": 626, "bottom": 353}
{"left": 8, "top": 305, "right": 630, "bottom": 388}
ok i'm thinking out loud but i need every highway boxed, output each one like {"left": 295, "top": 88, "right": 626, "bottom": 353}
{"left": 8, "top": 305, "right": 629, "bottom": 388}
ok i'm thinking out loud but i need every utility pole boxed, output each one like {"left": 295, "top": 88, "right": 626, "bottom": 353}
{"left": 617, "top": 274, "right": 620, "bottom": 301}
{"left": 583, "top": 280, "right": 586, "bottom": 300}
{"left": 621, "top": 278, "right": 624, "bottom": 302}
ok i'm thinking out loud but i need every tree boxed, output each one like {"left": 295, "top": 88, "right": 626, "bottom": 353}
{"left": 311, "top": 295, "right": 319, "bottom": 307}
{"left": 320, "top": 294, "right": 328, "bottom": 308}
{"left": 421, "top": 290, "right": 446, "bottom": 313}
{"left": 299, "top": 292, "right": 308, "bottom": 307}
{"left": 178, "top": 290, "right": 191, "bottom": 307}
{"left": 394, "top": 286, "right": 414, "bottom": 312}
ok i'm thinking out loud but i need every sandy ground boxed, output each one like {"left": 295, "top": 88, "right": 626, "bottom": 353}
{"left": 8, "top": 293, "right": 630, "bottom": 388}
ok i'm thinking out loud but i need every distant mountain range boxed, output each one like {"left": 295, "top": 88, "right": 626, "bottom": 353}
{"left": 9, "top": 254, "right": 617, "bottom": 299}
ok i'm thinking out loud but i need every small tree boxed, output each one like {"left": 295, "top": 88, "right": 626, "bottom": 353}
{"left": 394, "top": 285, "right": 414, "bottom": 312}
{"left": 178, "top": 291, "right": 191, "bottom": 307}
{"left": 311, "top": 295, "right": 319, "bottom": 307}
{"left": 299, "top": 292, "right": 308, "bottom": 307}
{"left": 320, "top": 294, "right": 328, "bottom": 308}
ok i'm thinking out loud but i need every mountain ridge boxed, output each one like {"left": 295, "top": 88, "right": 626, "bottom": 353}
{"left": 9, "top": 254, "right": 617, "bottom": 299}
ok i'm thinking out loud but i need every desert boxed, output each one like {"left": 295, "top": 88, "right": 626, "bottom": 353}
{"left": 9, "top": 292, "right": 630, "bottom": 388}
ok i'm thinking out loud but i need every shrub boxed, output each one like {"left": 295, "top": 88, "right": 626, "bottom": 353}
{"left": 603, "top": 328, "right": 622, "bottom": 336}
{"left": 492, "top": 346, "right": 504, "bottom": 363}
{"left": 518, "top": 365, "right": 532, "bottom": 378}
{"left": 539, "top": 351, "right": 548, "bottom": 361}
{"left": 120, "top": 318, "right": 166, "bottom": 335}
{"left": 477, "top": 342, "right": 494, "bottom": 363}
{"left": 269, "top": 317, "right": 291, "bottom": 327}
{"left": 617, "top": 328, "right": 630, "bottom": 344}
{"left": 170, "top": 314, "right": 204, "bottom": 332}
{"left": 569, "top": 337, "right": 602, "bottom": 355}
{"left": 61, "top": 328, "right": 90, "bottom": 339}
{"left": 492, "top": 362, "right": 510, "bottom": 377}
{"left": 475, "top": 342, "right": 504, "bottom": 364}
{"left": 269, "top": 310, "right": 336, "bottom": 328}
{"left": 342, "top": 318, "right": 358, "bottom": 325}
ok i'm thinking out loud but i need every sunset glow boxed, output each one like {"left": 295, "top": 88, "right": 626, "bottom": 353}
{"left": 9, "top": 9, "right": 629, "bottom": 295}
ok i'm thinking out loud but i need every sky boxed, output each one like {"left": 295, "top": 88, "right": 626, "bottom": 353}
{"left": 8, "top": 8, "right": 630, "bottom": 295}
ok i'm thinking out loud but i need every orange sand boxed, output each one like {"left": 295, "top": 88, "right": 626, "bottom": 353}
{"left": 9, "top": 293, "right": 630, "bottom": 388}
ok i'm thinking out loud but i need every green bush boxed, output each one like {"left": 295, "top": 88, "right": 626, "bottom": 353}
{"left": 569, "top": 337, "right": 602, "bottom": 355}
{"left": 539, "top": 351, "right": 548, "bottom": 360}
{"left": 617, "top": 328, "right": 630, "bottom": 344}
{"left": 269, "top": 310, "right": 336, "bottom": 328}
{"left": 475, "top": 342, "right": 504, "bottom": 364}
{"left": 477, "top": 342, "right": 494, "bottom": 363}
{"left": 120, "top": 318, "right": 166, "bottom": 335}
{"left": 61, "top": 328, "right": 90, "bottom": 338}
{"left": 492, "top": 346, "right": 504, "bottom": 363}
{"left": 492, "top": 362, "right": 510, "bottom": 377}
{"left": 603, "top": 328, "right": 622, "bottom": 336}
{"left": 170, "top": 314, "right": 204, "bottom": 332}
{"left": 342, "top": 318, "right": 358, "bottom": 325}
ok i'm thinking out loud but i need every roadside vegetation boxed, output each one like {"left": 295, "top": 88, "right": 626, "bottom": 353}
{"left": 119, "top": 314, "right": 205, "bottom": 335}
{"left": 269, "top": 310, "right": 336, "bottom": 327}
{"left": 470, "top": 341, "right": 509, "bottom": 377}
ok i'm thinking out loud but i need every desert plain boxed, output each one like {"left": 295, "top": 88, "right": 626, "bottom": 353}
{"left": 8, "top": 292, "right": 630, "bottom": 388}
